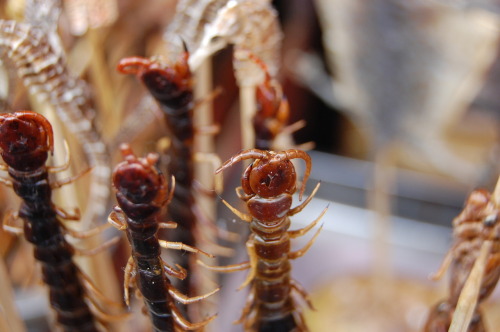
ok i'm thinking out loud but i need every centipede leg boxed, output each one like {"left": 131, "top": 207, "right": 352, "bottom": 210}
{"left": 288, "top": 206, "right": 328, "bottom": 239}
{"left": 288, "top": 224, "right": 324, "bottom": 260}
{"left": 162, "top": 258, "right": 187, "bottom": 280}
{"left": 55, "top": 206, "right": 81, "bottom": 220}
{"left": 50, "top": 167, "right": 92, "bottom": 189}
{"left": 289, "top": 182, "right": 321, "bottom": 216}
{"left": 123, "top": 256, "right": 136, "bottom": 306}
{"left": 291, "top": 279, "right": 314, "bottom": 310}
{"left": 158, "top": 239, "right": 214, "bottom": 258}
{"left": 238, "top": 238, "right": 257, "bottom": 290}
{"left": 79, "top": 271, "right": 126, "bottom": 310}
{"left": 170, "top": 302, "right": 217, "bottom": 331}
{"left": 107, "top": 210, "right": 127, "bottom": 230}
{"left": 87, "top": 298, "right": 130, "bottom": 323}
{"left": 221, "top": 198, "right": 252, "bottom": 222}
{"left": 234, "top": 286, "right": 256, "bottom": 325}
{"left": 47, "top": 140, "right": 71, "bottom": 173}
{"left": 167, "top": 284, "right": 219, "bottom": 304}
{"left": 2, "top": 211, "right": 23, "bottom": 235}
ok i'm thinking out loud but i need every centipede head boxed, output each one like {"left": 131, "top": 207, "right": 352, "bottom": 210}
{"left": 0, "top": 111, "right": 54, "bottom": 171}
{"left": 112, "top": 144, "right": 167, "bottom": 218}
{"left": 216, "top": 149, "right": 311, "bottom": 200}
{"left": 117, "top": 54, "right": 192, "bottom": 106}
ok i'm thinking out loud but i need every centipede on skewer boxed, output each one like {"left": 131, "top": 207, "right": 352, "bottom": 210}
{"left": 117, "top": 51, "right": 232, "bottom": 298}
{"left": 199, "top": 148, "right": 327, "bottom": 332}
{"left": 0, "top": 111, "right": 124, "bottom": 332}
{"left": 424, "top": 189, "right": 500, "bottom": 332}
{"left": 108, "top": 144, "right": 218, "bottom": 332}
{"left": 0, "top": 20, "right": 111, "bottom": 227}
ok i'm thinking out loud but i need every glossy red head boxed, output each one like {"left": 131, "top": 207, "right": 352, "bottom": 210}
{"left": 113, "top": 144, "right": 165, "bottom": 204}
{"left": 216, "top": 149, "right": 311, "bottom": 200}
{"left": 117, "top": 54, "right": 192, "bottom": 105}
{"left": 0, "top": 111, "right": 54, "bottom": 171}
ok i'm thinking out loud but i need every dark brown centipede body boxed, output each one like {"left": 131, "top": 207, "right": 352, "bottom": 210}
{"left": 117, "top": 54, "right": 198, "bottom": 295}
{"left": 203, "top": 149, "right": 325, "bottom": 332}
{"left": 109, "top": 144, "right": 217, "bottom": 332}
{"left": 0, "top": 111, "right": 99, "bottom": 332}
{"left": 424, "top": 189, "right": 500, "bottom": 332}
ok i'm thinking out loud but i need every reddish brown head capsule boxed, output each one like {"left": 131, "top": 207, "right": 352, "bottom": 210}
{"left": 113, "top": 144, "right": 166, "bottom": 218}
{"left": 0, "top": 111, "right": 54, "bottom": 171}
{"left": 217, "top": 149, "right": 311, "bottom": 200}
{"left": 117, "top": 54, "right": 192, "bottom": 109}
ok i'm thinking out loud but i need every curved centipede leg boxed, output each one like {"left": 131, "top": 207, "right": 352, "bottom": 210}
{"left": 47, "top": 140, "right": 71, "bottom": 173}
{"left": 221, "top": 198, "right": 252, "bottom": 222}
{"left": 170, "top": 303, "right": 217, "bottom": 331}
{"left": 291, "top": 278, "right": 314, "bottom": 310}
{"left": 87, "top": 298, "right": 131, "bottom": 323}
{"left": 288, "top": 224, "right": 324, "bottom": 260}
{"left": 288, "top": 205, "right": 328, "bottom": 239}
{"left": 51, "top": 167, "right": 92, "bottom": 189}
{"left": 123, "top": 256, "right": 136, "bottom": 306}
{"left": 107, "top": 210, "right": 127, "bottom": 230}
{"left": 79, "top": 271, "right": 126, "bottom": 310}
{"left": 55, "top": 206, "right": 81, "bottom": 220}
{"left": 167, "top": 284, "right": 220, "bottom": 304}
{"left": 238, "top": 238, "right": 257, "bottom": 290}
{"left": 158, "top": 240, "right": 214, "bottom": 258}
{"left": 289, "top": 181, "right": 321, "bottom": 216}
{"left": 234, "top": 286, "right": 256, "bottom": 325}
{"left": 2, "top": 211, "right": 23, "bottom": 234}
{"left": 162, "top": 258, "right": 187, "bottom": 280}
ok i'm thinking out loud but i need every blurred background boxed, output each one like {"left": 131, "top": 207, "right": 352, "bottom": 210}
{"left": 0, "top": 0, "right": 499, "bottom": 331}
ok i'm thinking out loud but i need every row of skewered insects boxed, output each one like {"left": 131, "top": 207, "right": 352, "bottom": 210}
{"left": 0, "top": 28, "right": 499, "bottom": 332}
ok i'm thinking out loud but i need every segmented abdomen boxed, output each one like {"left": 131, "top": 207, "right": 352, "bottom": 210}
{"left": 125, "top": 214, "right": 175, "bottom": 332}
{"left": 0, "top": 19, "right": 110, "bottom": 226}
{"left": 140, "top": 68, "right": 197, "bottom": 294}
{"left": 251, "top": 220, "right": 298, "bottom": 332}
{"left": 11, "top": 169, "right": 99, "bottom": 332}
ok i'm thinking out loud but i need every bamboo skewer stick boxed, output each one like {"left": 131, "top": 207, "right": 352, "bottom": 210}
{"left": 449, "top": 240, "right": 492, "bottom": 332}
{"left": 448, "top": 174, "right": 500, "bottom": 332}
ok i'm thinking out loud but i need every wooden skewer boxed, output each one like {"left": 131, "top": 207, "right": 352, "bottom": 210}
{"left": 0, "top": 258, "right": 26, "bottom": 332}
{"left": 449, "top": 239, "right": 492, "bottom": 332}
{"left": 449, "top": 174, "right": 500, "bottom": 332}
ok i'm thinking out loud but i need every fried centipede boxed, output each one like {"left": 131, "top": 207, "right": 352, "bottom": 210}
{"left": 200, "top": 149, "right": 326, "bottom": 332}
{"left": 424, "top": 189, "right": 500, "bottom": 332}
{"left": 117, "top": 52, "right": 228, "bottom": 299}
{"left": 0, "top": 111, "right": 120, "bottom": 332}
{"left": 108, "top": 144, "right": 218, "bottom": 332}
